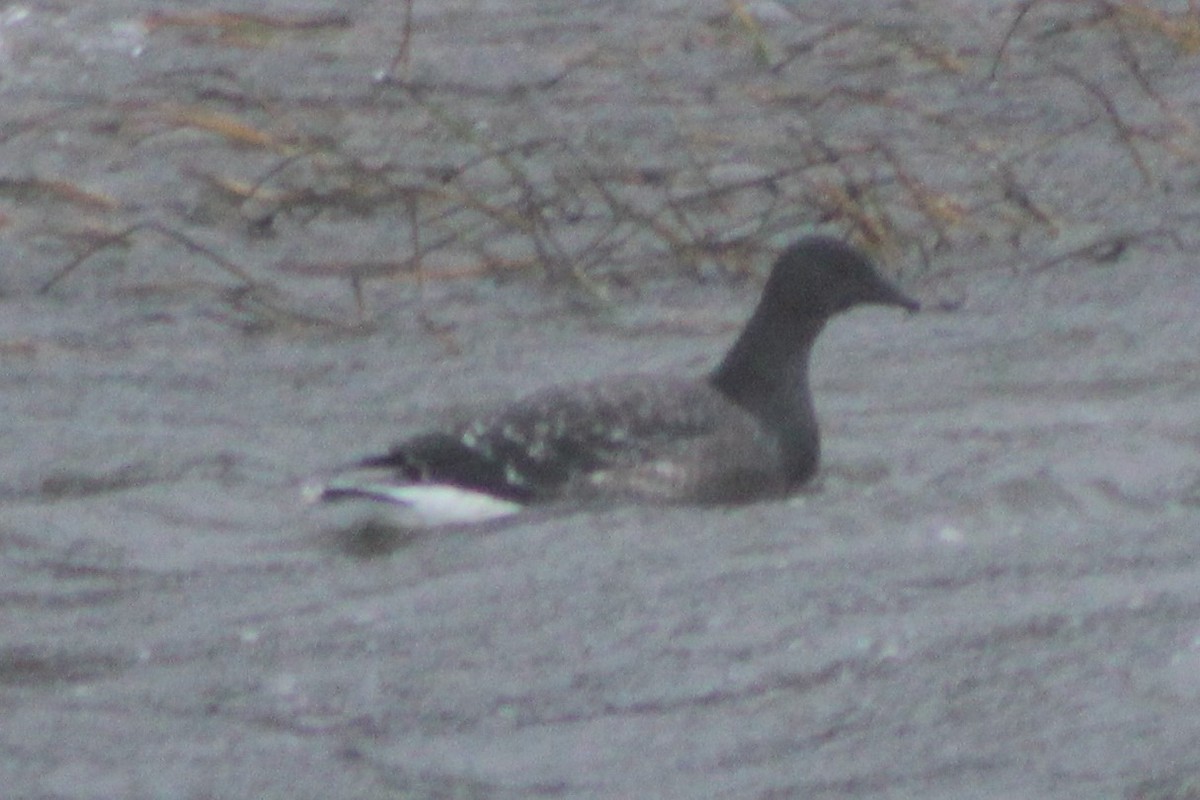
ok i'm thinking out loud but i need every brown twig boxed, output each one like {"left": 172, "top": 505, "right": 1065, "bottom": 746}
{"left": 1053, "top": 62, "right": 1153, "bottom": 185}
{"left": 386, "top": 0, "right": 416, "bottom": 80}
{"left": 38, "top": 221, "right": 259, "bottom": 295}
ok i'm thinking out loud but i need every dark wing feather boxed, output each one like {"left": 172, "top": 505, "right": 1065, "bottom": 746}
{"left": 358, "top": 432, "right": 536, "bottom": 502}
{"left": 364, "top": 376, "right": 765, "bottom": 502}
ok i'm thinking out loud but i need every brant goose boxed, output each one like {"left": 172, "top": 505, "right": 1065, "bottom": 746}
{"left": 311, "top": 236, "right": 919, "bottom": 525}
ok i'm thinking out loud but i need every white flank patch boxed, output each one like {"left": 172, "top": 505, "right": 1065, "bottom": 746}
{"left": 310, "top": 476, "right": 524, "bottom": 526}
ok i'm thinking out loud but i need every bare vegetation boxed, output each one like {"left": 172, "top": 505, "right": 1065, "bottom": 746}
{"left": 16, "top": 0, "right": 1200, "bottom": 324}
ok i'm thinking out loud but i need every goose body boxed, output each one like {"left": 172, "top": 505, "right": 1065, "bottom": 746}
{"left": 311, "top": 236, "right": 919, "bottom": 525}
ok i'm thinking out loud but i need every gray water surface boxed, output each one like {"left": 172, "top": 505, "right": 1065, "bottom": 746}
{"left": 3, "top": 1, "right": 1200, "bottom": 798}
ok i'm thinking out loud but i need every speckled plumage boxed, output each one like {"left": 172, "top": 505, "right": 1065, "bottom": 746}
{"left": 313, "top": 236, "right": 919, "bottom": 524}
{"left": 345, "top": 376, "right": 789, "bottom": 505}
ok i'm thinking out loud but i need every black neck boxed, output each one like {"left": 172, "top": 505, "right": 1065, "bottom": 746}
{"left": 709, "top": 310, "right": 825, "bottom": 486}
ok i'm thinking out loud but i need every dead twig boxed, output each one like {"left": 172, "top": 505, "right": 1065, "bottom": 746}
{"left": 385, "top": 0, "right": 416, "bottom": 80}
{"left": 38, "top": 221, "right": 259, "bottom": 295}
{"left": 1053, "top": 62, "right": 1153, "bottom": 185}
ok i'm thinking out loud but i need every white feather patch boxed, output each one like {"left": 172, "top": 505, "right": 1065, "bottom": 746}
{"left": 309, "top": 477, "right": 524, "bottom": 526}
